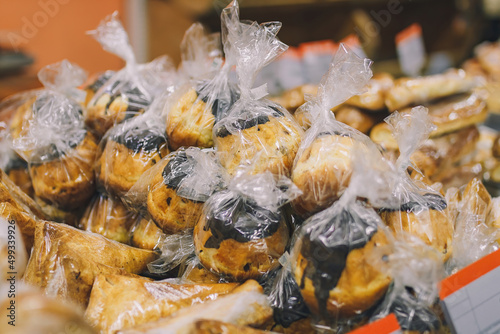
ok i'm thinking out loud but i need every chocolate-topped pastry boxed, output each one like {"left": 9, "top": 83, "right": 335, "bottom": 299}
{"left": 84, "top": 70, "right": 115, "bottom": 107}
{"left": 96, "top": 122, "right": 169, "bottom": 197}
{"left": 166, "top": 80, "right": 239, "bottom": 150}
{"left": 214, "top": 103, "right": 302, "bottom": 176}
{"left": 194, "top": 190, "right": 289, "bottom": 281}
{"left": 292, "top": 203, "right": 391, "bottom": 319}
{"left": 86, "top": 80, "right": 151, "bottom": 137}
{"left": 145, "top": 148, "right": 224, "bottom": 234}
{"left": 379, "top": 191, "right": 452, "bottom": 261}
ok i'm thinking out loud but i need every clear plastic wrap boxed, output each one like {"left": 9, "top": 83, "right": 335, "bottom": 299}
{"left": 23, "top": 221, "right": 158, "bottom": 307}
{"left": 79, "top": 192, "right": 139, "bottom": 244}
{"left": 384, "top": 69, "right": 484, "bottom": 111}
{"left": 165, "top": 22, "right": 237, "bottom": 150}
{"left": 147, "top": 232, "right": 196, "bottom": 275}
{"left": 194, "top": 170, "right": 301, "bottom": 281}
{"left": 95, "top": 102, "right": 170, "bottom": 197}
{"left": 0, "top": 216, "right": 27, "bottom": 280}
{"left": 84, "top": 273, "right": 239, "bottom": 334}
{"left": 125, "top": 147, "right": 227, "bottom": 235}
{"left": 368, "top": 235, "right": 445, "bottom": 333}
{"left": 83, "top": 70, "right": 116, "bottom": 107}
{"left": 290, "top": 150, "right": 393, "bottom": 329}
{"left": 0, "top": 283, "right": 96, "bottom": 334}
{"left": 378, "top": 107, "right": 454, "bottom": 262}
{"left": 12, "top": 60, "right": 98, "bottom": 218}
{"left": 213, "top": 1, "right": 303, "bottom": 177}
{"left": 266, "top": 253, "right": 311, "bottom": 330}
{"left": 130, "top": 217, "right": 167, "bottom": 251}
{"left": 290, "top": 44, "right": 375, "bottom": 217}
{"left": 447, "top": 178, "right": 499, "bottom": 273}
{"left": 119, "top": 279, "right": 273, "bottom": 334}
{"left": 178, "top": 255, "right": 223, "bottom": 284}
{"left": 86, "top": 12, "right": 176, "bottom": 137}
{"left": 342, "top": 72, "right": 394, "bottom": 111}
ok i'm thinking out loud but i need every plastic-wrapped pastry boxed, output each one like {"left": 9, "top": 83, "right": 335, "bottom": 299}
{"left": 0, "top": 216, "right": 27, "bottom": 280}
{"left": 85, "top": 273, "right": 239, "bottom": 334}
{"left": 86, "top": 12, "right": 175, "bottom": 137}
{"left": 448, "top": 178, "right": 499, "bottom": 272}
{"left": 79, "top": 192, "right": 139, "bottom": 244}
{"left": 291, "top": 45, "right": 375, "bottom": 217}
{"left": 291, "top": 182, "right": 392, "bottom": 324}
{"left": 384, "top": 69, "right": 483, "bottom": 111}
{"left": 24, "top": 221, "right": 158, "bottom": 307}
{"left": 12, "top": 61, "right": 98, "bottom": 216}
{"left": 95, "top": 110, "right": 170, "bottom": 197}
{"left": 0, "top": 284, "right": 96, "bottom": 334}
{"left": 165, "top": 23, "right": 239, "bottom": 150}
{"left": 130, "top": 217, "right": 166, "bottom": 250}
{"left": 83, "top": 70, "right": 115, "bottom": 107}
{"left": 213, "top": 2, "right": 302, "bottom": 177}
{"left": 189, "top": 320, "right": 270, "bottom": 334}
{"left": 269, "top": 84, "right": 318, "bottom": 113}
{"left": 178, "top": 255, "right": 222, "bottom": 284}
{"left": 120, "top": 279, "right": 273, "bottom": 334}
{"left": 369, "top": 236, "right": 445, "bottom": 334}
{"left": 126, "top": 147, "right": 226, "bottom": 234}
{"left": 378, "top": 108, "right": 454, "bottom": 261}
{"left": 194, "top": 171, "right": 300, "bottom": 281}
{"left": 3, "top": 155, "right": 33, "bottom": 197}
{"left": 0, "top": 202, "right": 38, "bottom": 253}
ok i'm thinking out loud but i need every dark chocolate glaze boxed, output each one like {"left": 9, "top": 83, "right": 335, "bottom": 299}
{"left": 162, "top": 151, "right": 194, "bottom": 190}
{"left": 111, "top": 127, "right": 167, "bottom": 154}
{"left": 102, "top": 80, "right": 151, "bottom": 114}
{"left": 266, "top": 266, "right": 311, "bottom": 328}
{"left": 299, "top": 207, "right": 379, "bottom": 318}
{"left": 379, "top": 193, "right": 447, "bottom": 213}
{"left": 317, "top": 130, "right": 351, "bottom": 138}
{"left": 87, "top": 71, "right": 115, "bottom": 93}
{"left": 215, "top": 106, "right": 285, "bottom": 138}
{"left": 390, "top": 288, "right": 441, "bottom": 332}
{"left": 4, "top": 155, "right": 28, "bottom": 173}
{"left": 202, "top": 191, "right": 282, "bottom": 249}
{"left": 196, "top": 81, "right": 239, "bottom": 122}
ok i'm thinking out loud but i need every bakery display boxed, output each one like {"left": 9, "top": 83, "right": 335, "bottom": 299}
{"left": 1, "top": 2, "right": 499, "bottom": 333}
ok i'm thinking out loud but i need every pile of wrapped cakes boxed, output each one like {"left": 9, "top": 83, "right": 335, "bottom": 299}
{"left": 1, "top": 1, "right": 500, "bottom": 333}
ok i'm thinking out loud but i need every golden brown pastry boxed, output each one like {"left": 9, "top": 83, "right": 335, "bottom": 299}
{"left": 96, "top": 127, "right": 169, "bottom": 196}
{"left": 269, "top": 84, "right": 318, "bottom": 113}
{"left": 24, "top": 221, "right": 158, "bottom": 307}
{"left": 8, "top": 96, "right": 37, "bottom": 141}
{"left": 85, "top": 81, "right": 151, "bottom": 137}
{"left": 0, "top": 285, "right": 96, "bottom": 334}
{"left": 130, "top": 217, "right": 166, "bottom": 250}
{"left": 379, "top": 192, "right": 453, "bottom": 261}
{"left": 270, "top": 318, "right": 317, "bottom": 334}
{"left": 120, "top": 280, "right": 273, "bottom": 334}
{"left": 343, "top": 72, "right": 394, "bottom": 111}
{"left": 166, "top": 83, "right": 239, "bottom": 150}
{"left": 476, "top": 42, "right": 500, "bottom": 80}
{"left": 30, "top": 131, "right": 98, "bottom": 211}
{"left": 194, "top": 190, "right": 289, "bottom": 281}
{"left": 291, "top": 133, "right": 357, "bottom": 216}
{"left": 179, "top": 257, "right": 222, "bottom": 284}
{"left": 214, "top": 106, "right": 302, "bottom": 177}
{"left": 85, "top": 274, "right": 239, "bottom": 334}
{"left": 385, "top": 69, "right": 482, "bottom": 111}
{"left": 0, "top": 202, "right": 38, "bottom": 253}
{"left": 334, "top": 106, "right": 380, "bottom": 134}
{"left": 79, "top": 192, "right": 139, "bottom": 244}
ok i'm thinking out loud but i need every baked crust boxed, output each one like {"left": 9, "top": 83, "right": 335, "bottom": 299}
{"left": 166, "top": 88, "right": 216, "bottom": 150}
